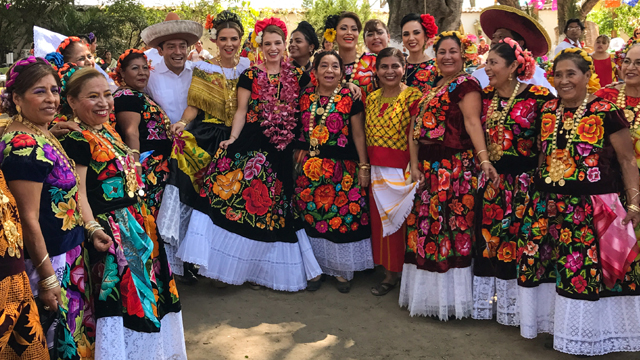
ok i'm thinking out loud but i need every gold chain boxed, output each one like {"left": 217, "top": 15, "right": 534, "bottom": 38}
{"left": 308, "top": 86, "right": 341, "bottom": 156}
{"left": 486, "top": 82, "right": 521, "bottom": 162}
{"left": 616, "top": 83, "right": 640, "bottom": 130}
{"left": 216, "top": 55, "right": 239, "bottom": 118}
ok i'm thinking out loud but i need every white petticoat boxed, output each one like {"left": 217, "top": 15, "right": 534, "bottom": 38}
{"left": 156, "top": 185, "right": 193, "bottom": 247}
{"left": 307, "top": 236, "right": 374, "bottom": 281}
{"left": 519, "top": 283, "right": 556, "bottom": 339}
{"left": 471, "top": 276, "right": 519, "bottom": 326}
{"left": 95, "top": 311, "right": 187, "bottom": 360}
{"left": 399, "top": 263, "right": 473, "bottom": 321}
{"left": 177, "top": 210, "right": 322, "bottom": 291}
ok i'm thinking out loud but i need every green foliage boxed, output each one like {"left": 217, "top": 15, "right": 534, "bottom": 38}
{"left": 302, "top": 0, "right": 372, "bottom": 35}
{"left": 587, "top": 5, "right": 640, "bottom": 37}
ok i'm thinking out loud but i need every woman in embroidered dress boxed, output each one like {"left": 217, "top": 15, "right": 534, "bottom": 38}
{"left": 59, "top": 66, "right": 185, "bottom": 360}
{"left": 157, "top": 11, "right": 250, "bottom": 282}
{"left": 112, "top": 50, "right": 172, "bottom": 219}
{"left": 400, "top": 32, "right": 499, "bottom": 320}
{"left": 365, "top": 48, "right": 423, "bottom": 296}
{"left": 518, "top": 48, "right": 640, "bottom": 356}
{"left": 326, "top": 13, "right": 361, "bottom": 84}
{"left": 401, "top": 13, "right": 438, "bottom": 93}
{"left": 0, "top": 57, "right": 97, "bottom": 359}
{"left": 289, "top": 21, "right": 319, "bottom": 75}
{"left": 199, "top": 18, "right": 321, "bottom": 291}
{"left": 293, "top": 51, "right": 373, "bottom": 293}
{"left": 472, "top": 38, "right": 555, "bottom": 326}
{"left": 0, "top": 169, "right": 48, "bottom": 360}
{"left": 345, "top": 19, "right": 389, "bottom": 104}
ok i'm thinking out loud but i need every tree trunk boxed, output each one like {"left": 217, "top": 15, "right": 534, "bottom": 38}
{"left": 388, "top": 0, "right": 464, "bottom": 42}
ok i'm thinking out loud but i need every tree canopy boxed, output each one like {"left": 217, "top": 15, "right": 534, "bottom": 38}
{"left": 588, "top": 4, "right": 640, "bottom": 38}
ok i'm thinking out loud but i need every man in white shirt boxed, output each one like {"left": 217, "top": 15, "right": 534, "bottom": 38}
{"left": 554, "top": 18, "right": 585, "bottom": 56}
{"left": 187, "top": 40, "right": 213, "bottom": 62}
{"left": 140, "top": 12, "right": 203, "bottom": 284}
{"left": 472, "top": 5, "right": 556, "bottom": 95}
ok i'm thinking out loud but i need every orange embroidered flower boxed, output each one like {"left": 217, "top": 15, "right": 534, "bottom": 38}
{"left": 421, "top": 111, "right": 437, "bottom": 129}
{"left": 408, "top": 230, "right": 419, "bottom": 252}
{"left": 530, "top": 85, "right": 550, "bottom": 96}
{"left": 311, "top": 125, "right": 329, "bottom": 145}
{"left": 303, "top": 158, "right": 323, "bottom": 181}
{"left": 335, "top": 96, "right": 353, "bottom": 113}
{"left": 584, "top": 154, "right": 599, "bottom": 167}
{"left": 88, "top": 136, "right": 116, "bottom": 162}
{"left": 304, "top": 214, "right": 314, "bottom": 224}
{"left": 407, "top": 213, "right": 417, "bottom": 226}
{"left": 482, "top": 228, "right": 500, "bottom": 258}
{"left": 532, "top": 218, "right": 548, "bottom": 238}
{"left": 462, "top": 194, "right": 475, "bottom": 209}
{"left": 448, "top": 199, "right": 464, "bottom": 215}
{"left": 349, "top": 202, "right": 361, "bottom": 215}
{"left": 299, "top": 188, "right": 313, "bottom": 202}
{"left": 589, "top": 100, "right": 612, "bottom": 113}
{"left": 300, "top": 94, "right": 311, "bottom": 111}
{"left": 576, "top": 115, "right": 604, "bottom": 144}
{"left": 559, "top": 228, "right": 572, "bottom": 244}
{"left": 341, "top": 174, "right": 353, "bottom": 191}
{"left": 322, "top": 158, "right": 335, "bottom": 177}
{"left": 335, "top": 192, "right": 348, "bottom": 207}
{"left": 329, "top": 217, "right": 342, "bottom": 229}
{"left": 497, "top": 241, "right": 516, "bottom": 262}
{"left": 314, "top": 184, "right": 335, "bottom": 211}
{"left": 212, "top": 169, "right": 243, "bottom": 200}
{"left": 546, "top": 149, "right": 576, "bottom": 179}
{"left": 540, "top": 113, "right": 556, "bottom": 140}
{"left": 484, "top": 184, "right": 497, "bottom": 201}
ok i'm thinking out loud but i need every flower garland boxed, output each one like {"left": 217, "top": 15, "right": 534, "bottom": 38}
{"left": 420, "top": 14, "right": 438, "bottom": 39}
{"left": 614, "top": 38, "right": 640, "bottom": 68}
{"left": 546, "top": 47, "right": 600, "bottom": 94}
{"left": 258, "top": 60, "right": 300, "bottom": 150}
{"left": 56, "top": 36, "right": 86, "bottom": 54}
{"left": 433, "top": 31, "right": 477, "bottom": 66}
{"left": 205, "top": 11, "right": 244, "bottom": 41}
{"left": 500, "top": 37, "right": 536, "bottom": 81}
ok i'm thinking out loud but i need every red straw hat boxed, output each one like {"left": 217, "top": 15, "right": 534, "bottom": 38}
{"left": 480, "top": 5, "right": 551, "bottom": 57}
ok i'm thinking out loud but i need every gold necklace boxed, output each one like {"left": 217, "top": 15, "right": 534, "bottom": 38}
{"left": 79, "top": 122, "right": 144, "bottom": 198}
{"left": 413, "top": 71, "right": 465, "bottom": 143}
{"left": 13, "top": 115, "right": 85, "bottom": 226}
{"left": 616, "top": 83, "right": 640, "bottom": 130}
{"left": 545, "top": 95, "right": 590, "bottom": 187}
{"left": 308, "top": 86, "right": 341, "bottom": 156}
{"left": 216, "top": 55, "right": 240, "bottom": 119}
{"left": 486, "top": 82, "right": 521, "bottom": 162}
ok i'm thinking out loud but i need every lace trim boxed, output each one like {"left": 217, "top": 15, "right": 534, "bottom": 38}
{"left": 308, "top": 236, "right": 374, "bottom": 280}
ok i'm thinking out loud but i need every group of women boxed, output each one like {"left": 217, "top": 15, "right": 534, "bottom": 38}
{"left": 2, "top": 9, "right": 640, "bottom": 360}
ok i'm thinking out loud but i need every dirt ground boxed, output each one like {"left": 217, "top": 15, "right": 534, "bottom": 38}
{"left": 179, "top": 268, "right": 637, "bottom": 360}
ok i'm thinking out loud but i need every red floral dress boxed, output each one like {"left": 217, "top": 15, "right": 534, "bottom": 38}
{"left": 349, "top": 53, "right": 377, "bottom": 103}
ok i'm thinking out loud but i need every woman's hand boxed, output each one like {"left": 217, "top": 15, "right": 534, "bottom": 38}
{"left": 39, "top": 283, "right": 61, "bottom": 313}
{"left": 219, "top": 138, "right": 236, "bottom": 149}
{"left": 92, "top": 229, "right": 112, "bottom": 252}
{"left": 411, "top": 165, "right": 425, "bottom": 189}
{"left": 358, "top": 170, "right": 370, "bottom": 187}
{"left": 623, "top": 209, "right": 640, "bottom": 228}
{"left": 294, "top": 149, "right": 309, "bottom": 164}
{"left": 345, "top": 82, "right": 362, "bottom": 101}
{"left": 170, "top": 122, "right": 186, "bottom": 137}
{"left": 481, "top": 162, "right": 500, "bottom": 185}
{"left": 50, "top": 121, "right": 82, "bottom": 138}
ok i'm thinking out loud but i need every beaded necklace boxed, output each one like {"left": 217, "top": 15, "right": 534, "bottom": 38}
{"left": 11, "top": 115, "right": 85, "bottom": 225}
{"left": 616, "top": 83, "right": 640, "bottom": 130}
{"left": 79, "top": 122, "right": 144, "bottom": 198}
{"left": 485, "top": 82, "right": 521, "bottom": 162}
{"left": 545, "top": 95, "right": 589, "bottom": 187}
{"left": 308, "top": 86, "right": 341, "bottom": 156}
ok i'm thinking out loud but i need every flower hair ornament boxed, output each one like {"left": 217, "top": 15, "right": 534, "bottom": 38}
{"left": 1, "top": 56, "right": 44, "bottom": 113}
{"left": 109, "top": 49, "right": 148, "bottom": 87}
{"left": 205, "top": 10, "right": 244, "bottom": 41}
{"left": 499, "top": 37, "right": 536, "bottom": 81}
{"left": 58, "top": 62, "right": 81, "bottom": 113}
{"left": 45, "top": 52, "right": 64, "bottom": 71}
{"left": 420, "top": 14, "right": 438, "bottom": 39}
{"left": 433, "top": 31, "right": 478, "bottom": 70}
{"left": 614, "top": 38, "right": 640, "bottom": 68}
{"left": 323, "top": 14, "right": 339, "bottom": 43}
{"left": 251, "top": 17, "right": 288, "bottom": 48}
{"left": 546, "top": 47, "right": 600, "bottom": 94}
{"left": 56, "top": 36, "right": 87, "bottom": 54}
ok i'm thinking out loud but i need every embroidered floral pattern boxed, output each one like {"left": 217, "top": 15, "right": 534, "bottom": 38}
{"left": 405, "top": 59, "right": 437, "bottom": 93}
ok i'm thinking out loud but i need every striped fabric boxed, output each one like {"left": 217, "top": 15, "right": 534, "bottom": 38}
{"left": 370, "top": 165, "right": 418, "bottom": 237}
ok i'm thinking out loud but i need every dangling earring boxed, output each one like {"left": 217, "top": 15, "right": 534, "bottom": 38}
{"left": 508, "top": 74, "right": 513, "bottom": 81}
{"left": 402, "top": 45, "right": 407, "bottom": 53}
{"left": 15, "top": 104, "right": 21, "bottom": 115}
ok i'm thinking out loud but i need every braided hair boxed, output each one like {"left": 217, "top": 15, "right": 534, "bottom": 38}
{"left": 0, "top": 57, "right": 59, "bottom": 116}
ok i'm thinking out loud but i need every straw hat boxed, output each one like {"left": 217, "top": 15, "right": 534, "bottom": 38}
{"left": 480, "top": 5, "right": 551, "bottom": 57}
{"left": 141, "top": 12, "right": 203, "bottom": 48}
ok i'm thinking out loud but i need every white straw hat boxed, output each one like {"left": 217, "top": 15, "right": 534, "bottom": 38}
{"left": 141, "top": 12, "right": 203, "bottom": 48}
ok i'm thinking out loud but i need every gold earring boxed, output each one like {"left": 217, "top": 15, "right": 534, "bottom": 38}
{"left": 508, "top": 74, "right": 513, "bottom": 81}
{"left": 15, "top": 105, "right": 21, "bottom": 114}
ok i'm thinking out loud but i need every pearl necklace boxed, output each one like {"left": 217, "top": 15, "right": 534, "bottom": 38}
{"left": 485, "top": 82, "right": 521, "bottom": 162}
{"left": 308, "top": 86, "right": 341, "bottom": 156}
{"left": 545, "top": 95, "right": 590, "bottom": 187}
{"left": 616, "top": 83, "right": 640, "bottom": 130}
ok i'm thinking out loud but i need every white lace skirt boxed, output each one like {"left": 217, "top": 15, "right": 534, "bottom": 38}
{"left": 399, "top": 263, "right": 473, "bottom": 321}
{"left": 177, "top": 210, "right": 322, "bottom": 291}
{"left": 471, "top": 276, "right": 519, "bottom": 326}
{"left": 308, "top": 236, "right": 374, "bottom": 280}
{"left": 95, "top": 311, "right": 187, "bottom": 360}
{"left": 519, "top": 283, "right": 556, "bottom": 339}
{"left": 156, "top": 185, "right": 193, "bottom": 247}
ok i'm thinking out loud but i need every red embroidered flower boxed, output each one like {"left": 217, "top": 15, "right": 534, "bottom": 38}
{"left": 437, "top": 168, "right": 450, "bottom": 191}
{"left": 425, "top": 242, "right": 437, "bottom": 255}
{"left": 510, "top": 98, "right": 537, "bottom": 129}
{"left": 454, "top": 233, "right": 471, "bottom": 256}
{"left": 97, "top": 163, "right": 118, "bottom": 180}
{"left": 497, "top": 241, "right": 516, "bottom": 262}
{"left": 517, "top": 138, "right": 533, "bottom": 156}
{"left": 121, "top": 270, "right": 145, "bottom": 318}
{"left": 11, "top": 134, "right": 36, "bottom": 148}
{"left": 242, "top": 179, "right": 272, "bottom": 215}
{"left": 482, "top": 204, "right": 504, "bottom": 225}
{"left": 300, "top": 94, "right": 311, "bottom": 111}
{"left": 589, "top": 100, "right": 612, "bottom": 113}
{"left": 335, "top": 96, "right": 353, "bottom": 114}
{"left": 571, "top": 275, "right": 587, "bottom": 293}
{"left": 594, "top": 88, "right": 618, "bottom": 103}
{"left": 314, "top": 184, "right": 335, "bottom": 211}
{"left": 440, "top": 237, "right": 451, "bottom": 258}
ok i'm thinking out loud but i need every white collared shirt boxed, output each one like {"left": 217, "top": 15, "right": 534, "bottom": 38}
{"left": 471, "top": 65, "right": 557, "bottom": 96}
{"left": 145, "top": 58, "right": 194, "bottom": 124}
{"left": 554, "top": 38, "right": 583, "bottom": 56}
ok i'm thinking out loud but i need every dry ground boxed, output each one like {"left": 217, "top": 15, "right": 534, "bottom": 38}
{"left": 180, "top": 269, "right": 637, "bottom": 360}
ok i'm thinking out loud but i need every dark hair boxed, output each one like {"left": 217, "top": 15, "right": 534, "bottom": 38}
{"left": 337, "top": 11, "right": 362, "bottom": 33}
{"left": 292, "top": 21, "right": 319, "bottom": 52}
{"left": 324, "top": 14, "right": 340, "bottom": 31}
{"left": 78, "top": 33, "right": 96, "bottom": 44}
{"left": 506, "top": 30, "right": 525, "bottom": 46}
{"left": 553, "top": 51, "right": 591, "bottom": 74}
{"left": 564, "top": 18, "right": 585, "bottom": 33}
{"left": 1, "top": 58, "right": 60, "bottom": 116}
{"left": 263, "top": 24, "right": 286, "bottom": 42}
{"left": 312, "top": 50, "right": 344, "bottom": 74}
{"left": 434, "top": 35, "right": 461, "bottom": 53}
{"left": 375, "top": 47, "right": 405, "bottom": 70}
{"left": 215, "top": 21, "right": 244, "bottom": 39}
{"left": 401, "top": 13, "right": 421, "bottom": 30}
{"left": 363, "top": 19, "right": 388, "bottom": 42}
{"left": 489, "top": 42, "right": 517, "bottom": 67}
{"left": 120, "top": 52, "right": 146, "bottom": 71}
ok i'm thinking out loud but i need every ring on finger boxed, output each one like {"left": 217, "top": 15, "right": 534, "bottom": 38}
{"left": 43, "top": 305, "right": 50, "bottom": 311}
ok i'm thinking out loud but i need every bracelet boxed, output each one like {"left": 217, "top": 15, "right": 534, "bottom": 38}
{"left": 35, "top": 253, "right": 50, "bottom": 270}
{"left": 479, "top": 160, "right": 491, "bottom": 167}
{"left": 631, "top": 193, "right": 640, "bottom": 202}
{"left": 38, "top": 274, "right": 59, "bottom": 291}
{"left": 476, "top": 149, "right": 487, "bottom": 158}
{"left": 628, "top": 204, "right": 640, "bottom": 213}
{"left": 134, "top": 162, "right": 142, "bottom": 167}
{"left": 131, "top": 149, "right": 140, "bottom": 155}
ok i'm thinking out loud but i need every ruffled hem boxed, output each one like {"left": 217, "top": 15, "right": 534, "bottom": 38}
{"left": 95, "top": 311, "right": 187, "bottom": 360}
{"left": 518, "top": 283, "right": 556, "bottom": 339}
{"left": 399, "top": 263, "right": 473, "bottom": 321}
{"left": 553, "top": 295, "right": 640, "bottom": 356}
{"left": 471, "top": 276, "right": 519, "bottom": 326}
{"left": 307, "top": 236, "right": 374, "bottom": 280}
{"left": 156, "top": 185, "right": 193, "bottom": 247}
{"left": 178, "top": 210, "right": 322, "bottom": 291}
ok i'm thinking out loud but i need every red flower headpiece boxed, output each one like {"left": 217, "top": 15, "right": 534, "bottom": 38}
{"left": 420, "top": 14, "right": 438, "bottom": 39}
{"left": 254, "top": 17, "right": 288, "bottom": 43}
{"left": 500, "top": 37, "right": 536, "bottom": 81}
{"left": 57, "top": 36, "right": 87, "bottom": 54}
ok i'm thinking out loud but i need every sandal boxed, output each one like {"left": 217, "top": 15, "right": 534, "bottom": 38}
{"left": 335, "top": 280, "right": 351, "bottom": 293}
{"left": 307, "top": 278, "right": 323, "bottom": 291}
{"left": 248, "top": 282, "right": 263, "bottom": 290}
{"left": 370, "top": 281, "right": 399, "bottom": 296}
